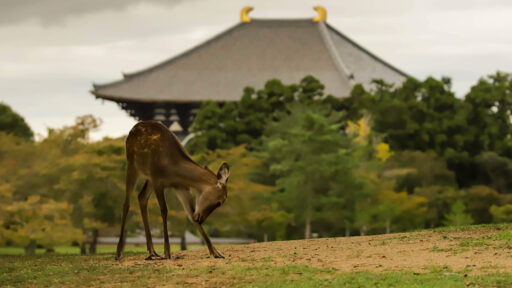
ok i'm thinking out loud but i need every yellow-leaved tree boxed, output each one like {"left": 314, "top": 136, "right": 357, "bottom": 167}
{"left": 347, "top": 116, "right": 428, "bottom": 235}
{"left": 1, "top": 195, "right": 83, "bottom": 254}
{"left": 346, "top": 115, "right": 392, "bottom": 162}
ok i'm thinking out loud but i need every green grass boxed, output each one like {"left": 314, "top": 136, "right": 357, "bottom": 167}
{"left": 425, "top": 227, "right": 512, "bottom": 256}
{"left": 459, "top": 238, "right": 490, "bottom": 248}
{"left": 490, "top": 230, "right": 512, "bottom": 242}
{"left": 456, "top": 230, "right": 512, "bottom": 251}
{"left": 430, "top": 223, "right": 512, "bottom": 232}
{"left": 0, "top": 244, "right": 204, "bottom": 255}
{"left": 0, "top": 253, "right": 511, "bottom": 287}
{"left": 456, "top": 230, "right": 512, "bottom": 249}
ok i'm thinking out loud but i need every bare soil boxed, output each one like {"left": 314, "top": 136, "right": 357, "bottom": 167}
{"left": 115, "top": 227, "right": 512, "bottom": 275}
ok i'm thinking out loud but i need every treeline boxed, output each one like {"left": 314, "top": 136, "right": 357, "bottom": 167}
{"left": 0, "top": 108, "right": 276, "bottom": 254}
{"left": 0, "top": 114, "right": 128, "bottom": 254}
{"left": 2, "top": 72, "right": 512, "bottom": 253}
{"left": 189, "top": 73, "right": 512, "bottom": 240}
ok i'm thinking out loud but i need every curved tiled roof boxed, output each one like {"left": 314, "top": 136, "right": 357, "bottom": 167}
{"left": 91, "top": 19, "right": 408, "bottom": 103}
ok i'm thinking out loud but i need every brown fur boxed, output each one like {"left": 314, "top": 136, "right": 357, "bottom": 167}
{"left": 115, "top": 121, "right": 229, "bottom": 260}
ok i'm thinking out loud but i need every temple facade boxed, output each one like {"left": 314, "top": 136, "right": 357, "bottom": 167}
{"left": 91, "top": 7, "right": 408, "bottom": 136}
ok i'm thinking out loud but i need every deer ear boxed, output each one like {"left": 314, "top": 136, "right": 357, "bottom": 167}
{"left": 217, "top": 162, "right": 230, "bottom": 185}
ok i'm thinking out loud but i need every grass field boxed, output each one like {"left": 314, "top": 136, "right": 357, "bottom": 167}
{"left": 2, "top": 225, "right": 512, "bottom": 287}
{"left": 0, "top": 244, "right": 204, "bottom": 255}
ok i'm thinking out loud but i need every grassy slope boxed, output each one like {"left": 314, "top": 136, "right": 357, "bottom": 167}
{"left": 1, "top": 255, "right": 510, "bottom": 288}
{"left": 2, "top": 225, "right": 512, "bottom": 288}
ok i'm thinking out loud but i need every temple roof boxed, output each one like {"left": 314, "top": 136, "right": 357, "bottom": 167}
{"left": 91, "top": 18, "right": 408, "bottom": 103}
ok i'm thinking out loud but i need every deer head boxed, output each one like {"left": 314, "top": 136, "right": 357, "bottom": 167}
{"left": 193, "top": 162, "right": 230, "bottom": 224}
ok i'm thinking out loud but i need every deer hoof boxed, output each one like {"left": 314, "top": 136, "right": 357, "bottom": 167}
{"left": 213, "top": 254, "right": 225, "bottom": 259}
{"left": 115, "top": 255, "right": 122, "bottom": 261}
{"left": 145, "top": 253, "right": 163, "bottom": 261}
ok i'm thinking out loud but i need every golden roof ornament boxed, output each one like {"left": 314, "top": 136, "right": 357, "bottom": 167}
{"left": 241, "top": 6, "right": 253, "bottom": 23}
{"left": 313, "top": 6, "right": 327, "bottom": 22}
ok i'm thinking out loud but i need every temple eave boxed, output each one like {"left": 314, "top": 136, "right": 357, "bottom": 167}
{"left": 91, "top": 91, "right": 229, "bottom": 104}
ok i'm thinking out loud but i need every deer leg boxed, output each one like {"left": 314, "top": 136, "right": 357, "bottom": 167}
{"left": 155, "top": 186, "right": 171, "bottom": 259}
{"left": 193, "top": 222, "right": 224, "bottom": 258}
{"left": 176, "top": 189, "right": 223, "bottom": 258}
{"left": 115, "top": 166, "right": 137, "bottom": 261}
{"left": 138, "top": 181, "right": 161, "bottom": 260}
{"left": 175, "top": 189, "right": 195, "bottom": 222}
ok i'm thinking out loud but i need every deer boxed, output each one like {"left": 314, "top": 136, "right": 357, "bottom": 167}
{"left": 115, "top": 121, "right": 229, "bottom": 261}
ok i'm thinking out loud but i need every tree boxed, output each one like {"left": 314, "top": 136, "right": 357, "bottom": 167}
{"left": 258, "top": 102, "right": 361, "bottom": 239}
{"left": 442, "top": 200, "right": 474, "bottom": 227}
{"left": 464, "top": 72, "right": 512, "bottom": 158}
{"left": 473, "top": 152, "right": 512, "bottom": 194}
{"left": 189, "top": 75, "right": 331, "bottom": 153}
{"left": 0, "top": 195, "right": 83, "bottom": 255}
{"left": 350, "top": 174, "right": 428, "bottom": 235}
{"left": 0, "top": 132, "right": 35, "bottom": 185}
{"left": 341, "top": 78, "right": 470, "bottom": 155}
{"left": 54, "top": 136, "right": 126, "bottom": 253}
{"left": 0, "top": 102, "right": 33, "bottom": 141}
{"left": 382, "top": 151, "right": 457, "bottom": 194}
{"left": 0, "top": 115, "right": 127, "bottom": 254}
{"left": 247, "top": 203, "right": 291, "bottom": 241}
{"left": 490, "top": 204, "right": 512, "bottom": 223}
{"left": 375, "top": 189, "right": 428, "bottom": 234}
{"left": 192, "top": 145, "right": 276, "bottom": 241}
{"left": 465, "top": 185, "right": 501, "bottom": 224}
{"left": 414, "top": 186, "right": 465, "bottom": 228}
{"left": 188, "top": 100, "right": 233, "bottom": 152}
{"left": 341, "top": 77, "right": 476, "bottom": 187}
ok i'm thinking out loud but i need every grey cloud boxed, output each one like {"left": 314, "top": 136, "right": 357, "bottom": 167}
{"left": 0, "top": 0, "right": 187, "bottom": 26}
{"left": 0, "top": 0, "right": 511, "bottom": 139}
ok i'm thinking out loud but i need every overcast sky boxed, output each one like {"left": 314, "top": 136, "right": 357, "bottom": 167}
{"left": 1, "top": 0, "right": 511, "bottom": 140}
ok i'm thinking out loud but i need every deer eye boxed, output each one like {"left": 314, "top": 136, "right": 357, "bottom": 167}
{"left": 216, "top": 202, "right": 221, "bottom": 207}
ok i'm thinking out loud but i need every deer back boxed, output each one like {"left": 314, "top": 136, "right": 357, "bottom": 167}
{"left": 126, "top": 121, "right": 217, "bottom": 188}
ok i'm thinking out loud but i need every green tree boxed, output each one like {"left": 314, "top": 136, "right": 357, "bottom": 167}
{"left": 341, "top": 72, "right": 512, "bottom": 189}
{"left": 465, "top": 185, "right": 501, "bottom": 224}
{"left": 258, "top": 102, "right": 361, "bottom": 239}
{"left": 414, "top": 186, "right": 465, "bottom": 228}
{"left": 490, "top": 204, "right": 512, "bottom": 223}
{"left": 373, "top": 77, "right": 469, "bottom": 159}
{"left": 374, "top": 189, "right": 428, "bottom": 234}
{"left": 442, "top": 200, "right": 474, "bottom": 227}
{"left": 382, "top": 151, "right": 457, "bottom": 194}
{"left": 0, "top": 102, "right": 33, "bottom": 141}
{"left": 465, "top": 72, "right": 512, "bottom": 158}
{"left": 188, "top": 100, "right": 233, "bottom": 152}
{"left": 190, "top": 75, "right": 331, "bottom": 153}
{"left": 341, "top": 77, "right": 474, "bottom": 187}
{"left": 247, "top": 203, "right": 291, "bottom": 241}
{"left": 473, "top": 152, "right": 512, "bottom": 194}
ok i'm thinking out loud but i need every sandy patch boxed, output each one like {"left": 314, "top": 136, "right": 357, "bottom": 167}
{"left": 113, "top": 227, "right": 512, "bottom": 274}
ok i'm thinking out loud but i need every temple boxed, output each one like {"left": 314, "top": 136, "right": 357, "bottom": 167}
{"left": 91, "top": 6, "right": 408, "bottom": 136}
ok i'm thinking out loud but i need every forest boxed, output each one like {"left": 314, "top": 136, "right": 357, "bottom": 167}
{"left": 1, "top": 72, "right": 512, "bottom": 254}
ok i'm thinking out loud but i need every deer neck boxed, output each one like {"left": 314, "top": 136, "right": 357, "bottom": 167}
{"left": 176, "top": 161, "right": 217, "bottom": 190}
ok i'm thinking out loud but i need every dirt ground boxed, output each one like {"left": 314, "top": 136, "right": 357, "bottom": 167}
{"left": 115, "top": 227, "right": 512, "bottom": 274}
